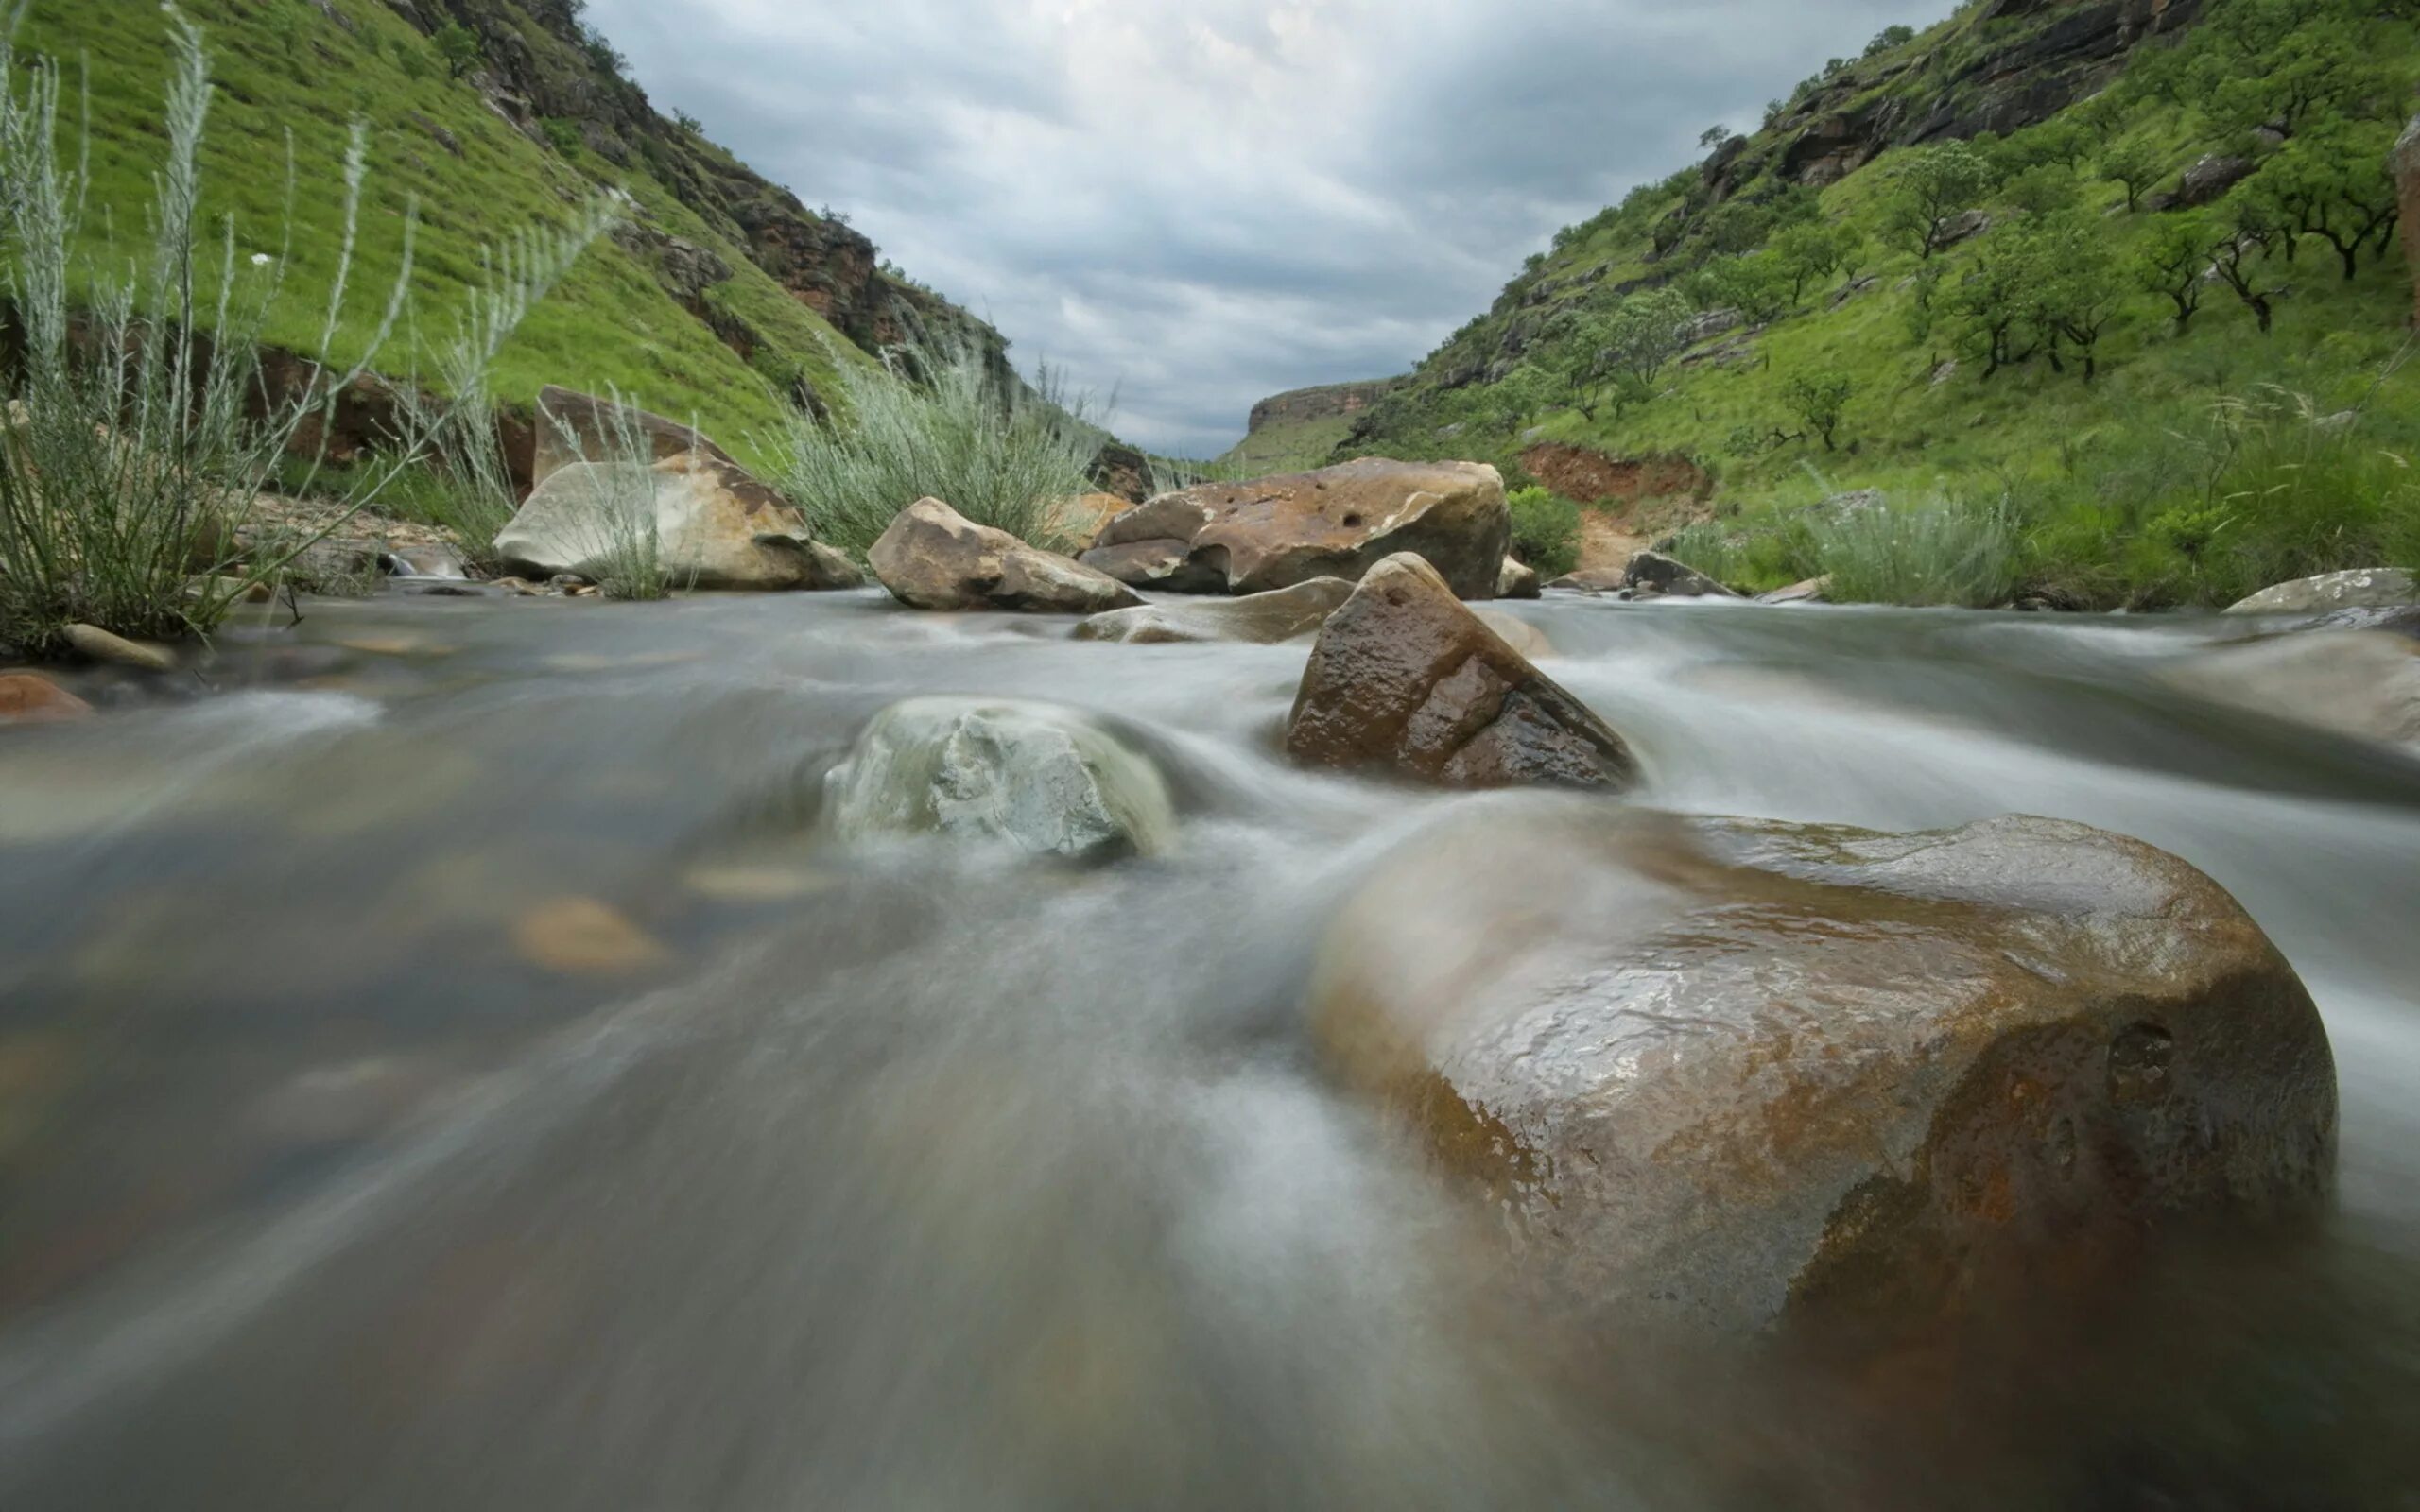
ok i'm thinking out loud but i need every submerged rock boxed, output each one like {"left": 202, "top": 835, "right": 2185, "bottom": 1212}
{"left": 0, "top": 672, "right": 94, "bottom": 725}
{"left": 2165, "top": 630, "right": 2420, "bottom": 751}
{"left": 1546, "top": 567, "right": 1628, "bottom": 593}
{"left": 2224, "top": 568, "right": 2416, "bottom": 616}
{"left": 1756, "top": 575, "right": 1831, "bottom": 606}
{"left": 1497, "top": 557, "right": 1541, "bottom": 600}
{"left": 510, "top": 897, "right": 670, "bottom": 977}
{"left": 1470, "top": 608, "right": 1556, "bottom": 662}
{"left": 1072, "top": 577, "right": 1353, "bottom": 644}
{"left": 496, "top": 454, "right": 857, "bottom": 591}
{"left": 1309, "top": 802, "right": 2339, "bottom": 1335}
{"left": 1078, "top": 457, "right": 1511, "bottom": 599}
{"left": 822, "top": 697, "right": 1177, "bottom": 859}
{"left": 870, "top": 499, "right": 1141, "bottom": 614}
{"left": 1285, "top": 554, "right": 1636, "bottom": 790}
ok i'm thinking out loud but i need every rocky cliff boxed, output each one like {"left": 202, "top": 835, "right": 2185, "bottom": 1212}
{"left": 1245, "top": 380, "right": 1406, "bottom": 437}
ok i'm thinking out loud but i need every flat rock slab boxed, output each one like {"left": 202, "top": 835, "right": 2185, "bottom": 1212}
{"left": 1080, "top": 457, "right": 1511, "bottom": 599}
{"left": 1311, "top": 801, "right": 2338, "bottom": 1335}
{"left": 1072, "top": 577, "right": 1353, "bottom": 644}
{"left": 2225, "top": 568, "right": 2416, "bottom": 615}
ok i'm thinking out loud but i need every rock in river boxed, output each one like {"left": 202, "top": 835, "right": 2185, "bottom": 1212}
{"left": 2225, "top": 568, "right": 2416, "bottom": 616}
{"left": 496, "top": 454, "right": 860, "bottom": 591}
{"left": 0, "top": 672, "right": 94, "bottom": 725}
{"left": 2164, "top": 629, "right": 2420, "bottom": 751}
{"left": 871, "top": 499, "right": 1142, "bottom": 615}
{"left": 1078, "top": 457, "right": 1511, "bottom": 600}
{"left": 1285, "top": 553, "right": 1636, "bottom": 790}
{"left": 1072, "top": 577, "right": 1353, "bottom": 644}
{"left": 1625, "top": 549, "right": 1741, "bottom": 600}
{"left": 1497, "top": 557, "right": 1541, "bottom": 600}
{"left": 1309, "top": 801, "right": 2339, "bottom": 1335}
{"left": 823, "top": 697, "right": 1177, "bottom": 859}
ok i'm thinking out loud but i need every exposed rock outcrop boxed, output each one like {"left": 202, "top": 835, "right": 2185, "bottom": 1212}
{"left": 2224, "top": 569, "right": 2416, "bottom": 615}
{"left": 1285, "top": 554, "right": 1636, "bottom": 790}
{"left": 1309, "top": 800, "right": 2338, "bottom": 1334}
{"left": 1517, "top": 445, "right": 1712, "bottom": 509}
{"left": 1246, "top": 379, "right": 1406, "bottom": 437}
{"left": 1073, "top": 578, "right": 1354, "bottom": 645}
{"left": 1080, "top": 459, "right": 1511, "bottom": 600}
{"left": 871, "top": 498, "right": 1141, "bottom": 614}
{"left": 822, "top": 697, "right": 1177, "bottom": 859}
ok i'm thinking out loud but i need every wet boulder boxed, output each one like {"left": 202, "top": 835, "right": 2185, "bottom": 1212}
{"left": 1309, "top": 801, "right": 2339, "bottom": 1336}
{"left": 1497, "top": 557, "right": 1541, "bottom": 600}
{"left": 822, "top": 697, "right": 1177, "bottom": 859}
{"left": 1471, "top": 608, "right": 1556, "bottom": 662}
{"left": 871, "top": 498, "right": 1141, "bottom": 614}
{"left": 1626, "top": 549, "right": 1741, "bottom": 600}
{"left": 1073, "top": 577, "right": 1353, "bottom": 644}
{"left": 495, "top": 454, "right": 859, "bottom": 591}
{"left": 1547, "top": 567, "right": 1628, "bottom": 593}
{"left": 2164, "top": 630, "right": 2420, "bottom": 751}
{"left": 1078, "top": 458, "right": 1511, "bottom": 600}
{"left": 1285, "top": 553, "right": 1636, "bottom": 791}
{"left": 2224, "top": 568, "right": 2415, "bottom": 616}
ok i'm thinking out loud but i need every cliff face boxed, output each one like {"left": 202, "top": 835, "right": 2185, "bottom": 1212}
{"left": 1246, "top": 380, "right": 1405, "bottom": 436}
{"left": 382, "top": 0, "right": 1010, "bottom": 371}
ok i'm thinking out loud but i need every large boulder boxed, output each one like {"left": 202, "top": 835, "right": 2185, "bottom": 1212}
{"left": 527, "top": 386, "right": 737, "bottom": 488}
{"left": 1073, "top": 577, "right": 1353, "bottom": 645}
{"left": 869, "top": 498, "right": 1142, "bottom": 614}
{"left": 821, "top": 697, "right": 1177, "bottom": 859}
{"left": 494, "top": 455, "right": 860, "bottom": 591}
{"left": 2224, "top": 568, "right": 2416, "bottom": 615}
{"left": 1078, "top": 458, "right": 1511, "bottom": 600}
{"left": 1285, "top": 554, "right": 1637, "bottom": 791}
{"left": 1309, "top": 801, "right": 2339, "bottom": 1335}
{"left": 2164, "top": 630, "right": 2420, "bottom": 751}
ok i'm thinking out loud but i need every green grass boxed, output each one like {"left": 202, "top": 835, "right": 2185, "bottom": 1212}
{"left": 1215, "top": 414, "right": 1357, "bottom": 475}
{"left": 12, "top": 0, "right": 867, "bottom": 465}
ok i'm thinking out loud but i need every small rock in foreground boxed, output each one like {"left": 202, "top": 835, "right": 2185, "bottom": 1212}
{"left": 0, "top": 672, "right": 95, "bottom": 725}
{"left": 63, "top": 624, "right": 176, "bottom": 672}
{"left": 822, "top": 696, "right": 1177, "bottom": 859}
{"left": 510, "top": 897, "right": 670, "bottom": 977}
{"left": 1497, "top": 557, "right": 1541, "bottom": 600}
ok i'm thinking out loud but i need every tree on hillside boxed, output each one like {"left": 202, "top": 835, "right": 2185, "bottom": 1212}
{"left": 1782, "top": 372, "right": 1853, "bottom": 452}
{"left": 2137, "top": 215, "right": 2214, "bottom": 334}
{"left": 2030, "top": 215, "right": 2124, "bottom": 382}
{"left": 2206, "top": 207, "right": 2286, "bottom": 334}
{"left": 2244, "top": 122, "right": 2404, "bottom": 280}
{"left": 2201, "top": 9, "right": 2394, "bottom": 140}
{"left": 1945, "top": 221, "right": 2049, "bottom": 377}
{"left": 434, "top": 21, "right": 481, "bottom": 79}
{"left": 1865, "top": 24, "right": 1916, "bottom": 58}
{"left": 1558, "top": 287, "right": 1693, "bottom": 421}
{"left": 1884, "top": 142, "right": 1995, "bottom": 259}
{"left": 1691, "top": 252, "right": 1793, "bottom": 324}
{"left": 2099, "top": 141, "right": 2164, "bottom": 213}
{"left": 1771, "top": 220, "right": 1863, "bottom": 303}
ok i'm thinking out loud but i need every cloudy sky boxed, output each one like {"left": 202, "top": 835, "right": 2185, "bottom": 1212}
{"left": 590, "top": 0, "right": 1948, "bottom": 455}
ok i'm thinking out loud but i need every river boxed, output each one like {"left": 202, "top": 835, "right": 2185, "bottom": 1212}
{"left": 1, "top": 587, "right": 2414, "bottom": 1507}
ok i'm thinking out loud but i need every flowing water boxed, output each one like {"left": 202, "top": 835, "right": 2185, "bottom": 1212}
{"left": 1, "top": 588, "right": 2416, "bottom": 1507}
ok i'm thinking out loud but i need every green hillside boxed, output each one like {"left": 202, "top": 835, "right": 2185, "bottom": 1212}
{"left": 8, "top": 0, "right": 1014, "bottom": 463}
{"left": 1345, "top": 0, "right": 2420, "bottom": 608}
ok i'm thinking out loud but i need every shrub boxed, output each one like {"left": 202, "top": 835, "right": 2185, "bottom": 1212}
{"left": 770, "top": 334, "right": 1100, "bottom": 556}
{"left": 1811, "top": 494, "right": 2022, "bottom": 607}
{"left": 1506, "top": 485, "right": 1582, "bottom": 577}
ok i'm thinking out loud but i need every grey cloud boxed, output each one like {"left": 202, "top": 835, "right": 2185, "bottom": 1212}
{"left": 591, "top": 0, "right": 1948, "bottom": 455}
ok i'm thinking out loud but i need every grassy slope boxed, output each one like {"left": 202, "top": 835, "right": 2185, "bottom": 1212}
{"left": 15, "top": 0, "right": 868, "bottom": 464}
{"left": 1215, "top": 414, "right": 1357, "bottom": 475}
{"left": 1356, "top": 1, "right": 2420, "bottom": 604}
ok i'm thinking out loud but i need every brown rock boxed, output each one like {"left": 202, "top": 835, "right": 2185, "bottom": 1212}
{"left": 1625, "top": 549, "right": 1741, "bottom": 599}
{"left": 1310, "top": 802, "right": 2339, "bottom": 1335}
{"left": 1073, "top": 577, "right": 1353, "bottom": 644}
{"left": 1517, "top": 444, "right": 1711, "bottom": 508}
{"left": 870, "top": 498, "right": 1143, "bottom": 614}
{"left": 1497, "top": 557, "right": 1541, "bottom": 600}
{"left": 510, "top": 897, "right": 669, "bottom": 977}
{"left": 1285, "top": 554, "right": 1636, "bottom": 790}
{"left": 1080, "top": 458, "right": 1510, "bottom": 599}
{"left": 1547, "top": 567, "right": 1629, "bottom": 593}
{"left": 0, "top": 673, "right": 95, "bottom": 725}
{"left": 495, "top": 452, "right": 855, "bottom": 591}
{"left": 527, "top": 386, "right": 739, "bottom": 488}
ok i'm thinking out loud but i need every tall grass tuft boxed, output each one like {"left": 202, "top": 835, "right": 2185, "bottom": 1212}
{"left": 531, "top": 388, "right": 688, "bottom": 601}
{"left": 771, "top": 334, "right": 1098, "bottom": 556}
{"left": 0, "top": 6, "right": 605, "bottom": 654}
{"left": 1811, "top": 493, "right": 2021, "bottom": 607}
